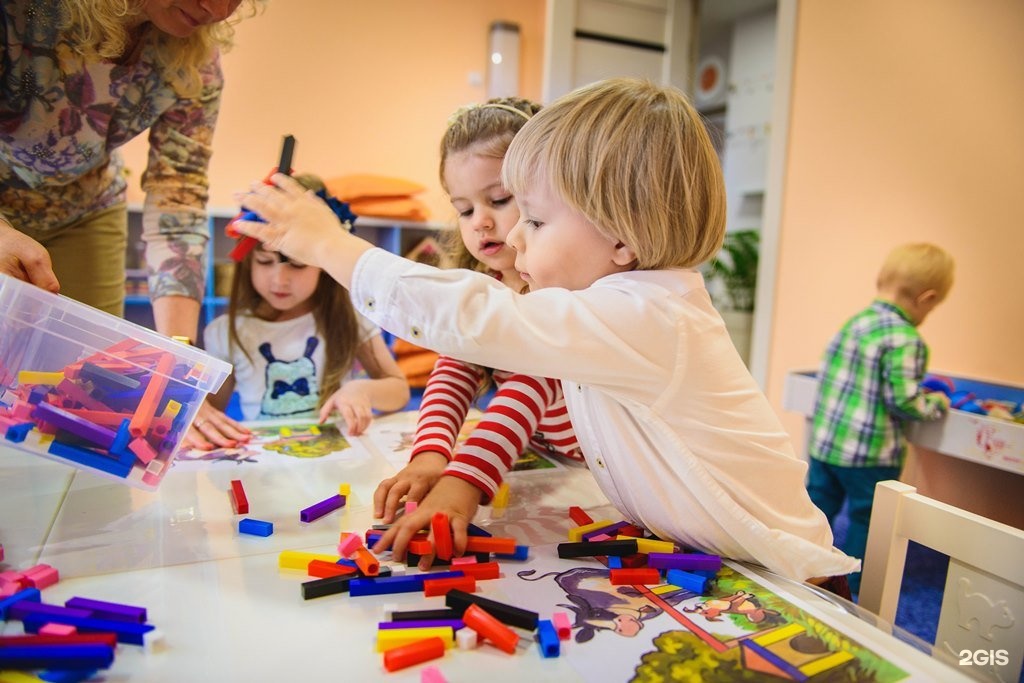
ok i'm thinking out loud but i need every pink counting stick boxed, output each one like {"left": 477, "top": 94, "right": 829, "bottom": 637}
{"left": 39, "top": 623, "right": 77, "bottom": 636}
{"left": 338, "top": 533, "right": 364, "bottom": 558}
{"left": 421, "top": 665, "right": 448, "bottom": 683}
{"left": 552, "top": 612, "right": 572, "bottom": 640}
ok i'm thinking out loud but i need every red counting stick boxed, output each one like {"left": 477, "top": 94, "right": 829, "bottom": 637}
{"left": 609, "top": 568, "right": 661, "bottom": 585}
{"left": 431, "top": 512, "right": 453, "bottom": 561}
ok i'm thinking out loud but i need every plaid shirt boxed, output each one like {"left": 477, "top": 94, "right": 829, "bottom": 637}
{"left": 810, "top": 300, "right": 946, "bottom": 468}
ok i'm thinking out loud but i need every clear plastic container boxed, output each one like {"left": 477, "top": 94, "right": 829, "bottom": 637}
{"left": 0, "top": 274, "right": 230, "bottom": 490}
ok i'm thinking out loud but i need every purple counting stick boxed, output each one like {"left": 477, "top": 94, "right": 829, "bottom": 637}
{"left": 647, "top": 552, "right": 722, "bottom": 572}
{"left": 378, "top": 619, "right": 464, "bottom": 630}
{"left": 7, "top": 601, "right": 94, "bottom": 621}
{"left": 300, "top": 494, "right": 346, "bottom": 523}
{"left": 581, "top": 521, "right": 630, "bottom": 541}
{"left": 31, "top": 402, "right": 117, "bottom": 449}
{"left": 66, "top": 597, "right": 147, "bottom": 623}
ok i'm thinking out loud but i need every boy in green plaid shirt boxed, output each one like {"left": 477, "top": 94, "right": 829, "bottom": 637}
{"left": 809, "top": 243, "right": 954, "bottom": 595}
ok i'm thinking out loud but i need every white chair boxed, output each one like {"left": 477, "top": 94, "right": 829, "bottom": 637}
{"left": 860, "top": 480, "right": 1024, "bottom": 683}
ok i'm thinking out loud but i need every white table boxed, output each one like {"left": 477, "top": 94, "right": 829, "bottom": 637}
{"left": 2, "top": 413, "right": 975, "bottom": 682}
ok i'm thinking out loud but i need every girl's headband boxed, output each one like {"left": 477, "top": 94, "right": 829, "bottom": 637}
{"left": 447, "top": 102, "right": 533, "bottom": 127}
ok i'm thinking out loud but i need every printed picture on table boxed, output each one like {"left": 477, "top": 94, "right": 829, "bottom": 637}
{"left": 175, "top": 421, "right": 357, "bottom": 468}
{"left": 386, "top": 416, "right": 565, "bottom": 473}
{"left": 501, "top": 558, "right": 911, "bottom": 683}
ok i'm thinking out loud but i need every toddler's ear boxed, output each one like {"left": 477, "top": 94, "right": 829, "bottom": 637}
{"left": 612, "top": 242, "right": 638, "bottom": 267}
{"left": 916, "top": 289, "right": 941, "bottom": 306}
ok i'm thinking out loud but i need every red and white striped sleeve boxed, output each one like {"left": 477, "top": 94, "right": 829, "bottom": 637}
{"left": 410, "top": 356, "right": 484, "bottom": 461}
{"left": 444, "top": 373, "right": 561, "bottom": 502}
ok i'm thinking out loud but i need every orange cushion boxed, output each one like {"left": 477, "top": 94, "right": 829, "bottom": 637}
{"left": 392, "top": 338, "right": 439, "bottom": 388}
{"left": 349, "top": 196, "right": 430, "bottom": 222}
{"left": 325, "top": 174, "right": 425, "bottom": 202}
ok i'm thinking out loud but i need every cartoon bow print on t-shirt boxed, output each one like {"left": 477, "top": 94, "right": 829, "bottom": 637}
{"left": 259, "top": 337, "right": 320, "bottom": 417}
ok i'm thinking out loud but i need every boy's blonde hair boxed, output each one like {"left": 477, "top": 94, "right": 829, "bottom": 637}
{"left": 438, "top": 97, "right": 542, "bottom": 273}
{"left": 877, "top": 243, "right": 955, "bottom": 301}
{"left": 502, "top": 78, "right": 726, "bottom": 269}
{"left": 61, "top": 0, "right": 265, "bottom": 96}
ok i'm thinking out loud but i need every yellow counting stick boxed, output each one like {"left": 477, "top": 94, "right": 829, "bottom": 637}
{"left": 278, "top": 550, "right": 341, "bottom": 570}
{"left": 568, "top": 520, "right": 615, "bottom": 542}
{"left": 376, "top": 626, "right": 454, "bottom": 652}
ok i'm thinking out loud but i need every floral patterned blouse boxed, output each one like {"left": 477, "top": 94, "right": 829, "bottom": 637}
{"left": 0, "top": 0, "right": 223, "bottom": 301}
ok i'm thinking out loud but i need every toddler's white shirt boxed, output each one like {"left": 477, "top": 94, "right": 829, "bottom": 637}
{"left": 353, "top": 248, "right": 859, "bottom": 580}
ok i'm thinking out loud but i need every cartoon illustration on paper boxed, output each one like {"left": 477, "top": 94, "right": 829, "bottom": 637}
{"left": 515, "top": 563, "right": 911, "bottom": 682}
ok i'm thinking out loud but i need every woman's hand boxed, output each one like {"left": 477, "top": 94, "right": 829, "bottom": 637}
{"left": 0, "top": 221, "right": 60, "bottom": 293}
{"left": 319, "top": 383, "right": 374, "bottom": 435}
{"left": 372, "top": 475, "right": 483, "bottom": 570}
{"left": 182, "top": 400, "right": 252, "bottom": 450}
{"left": 373, "top": 451, "right": 448, "bottom": 523}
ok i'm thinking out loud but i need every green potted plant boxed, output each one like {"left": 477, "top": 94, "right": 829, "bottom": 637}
{"left": 707, "top": 229, "right": 759, "bottom": 312}
{"left": 706, "top": 229, "right": 759, "bottom": 364}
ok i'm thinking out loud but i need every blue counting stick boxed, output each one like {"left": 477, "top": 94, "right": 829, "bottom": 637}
{"left": 0, "top": 587, "right": 41, "bottom": 620}
{"left": 0, "top": 644, "right": 114, "bottom": 670}
{"left": 239, "top": 518, "right": 274, "bottom": 537}
{"left": 22, "top": 613, "right": 155, "bottom": 645}
{"left": 536, "top": 619, "right": 560, "bottom": 658}
{"left": 666, "top": 568, "right": 710, "bottom": 594}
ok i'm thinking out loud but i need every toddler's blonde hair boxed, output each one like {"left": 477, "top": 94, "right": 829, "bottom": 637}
{"left": 877, "top": 243, "right": 955, "bottom": 300}
{"left": 502, "top": 78, "right": 726, "bottom": 269}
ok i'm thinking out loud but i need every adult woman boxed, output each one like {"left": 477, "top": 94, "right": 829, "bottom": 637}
{"left": 1, "top": 0, "right": 260, "bottom": 447}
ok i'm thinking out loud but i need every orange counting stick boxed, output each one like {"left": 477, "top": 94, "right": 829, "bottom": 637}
{"left": 458, "top": 561, "right": 500, "bottom": 581}
{"left": 423, "top": 575, "right": 476, "bottom": 597}
{"left": 463, "top": 536, "right": 516, "bottom": 555}
{"left": 462, "top": 603, "right": 519, "bottom": 654}
{"left": 129, "top": 352, "right": 174, "bottom": 438}
{"left": 382, "top": 636, "right": 446, "bottom": 672}
{"left": 431, "top": 512, "right": 453, "bottom": 561}
{"left": 354, "top": 546, "right": 379, "bottom": 576}
{"left": 307, "top": 559, "right": 357, "bottom": 579}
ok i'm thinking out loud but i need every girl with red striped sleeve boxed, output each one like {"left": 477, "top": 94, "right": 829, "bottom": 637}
{"left": 372, "top": 99, "right": 582, "bottom": 542}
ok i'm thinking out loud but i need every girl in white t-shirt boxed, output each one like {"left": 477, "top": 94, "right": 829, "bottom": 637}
{"left": 203, "top": 175, "right": 409, "bottom": 434}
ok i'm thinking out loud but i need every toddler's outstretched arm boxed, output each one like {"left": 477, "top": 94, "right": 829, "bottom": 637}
{"left": 234, "top": 174, "right": 370, "bottom": 288}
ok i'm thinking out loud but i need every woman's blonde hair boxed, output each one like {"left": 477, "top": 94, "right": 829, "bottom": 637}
{"left": 503, "top": 78, "right": 727, "bottom": 270}
{"left": 227, "top": 173, "right": 360, "bottom": 409}
{"left": 437, "top": 97, "right": 542, "bottom": 273}
{"left": 877, "top": 243, "right": 955, "bottom": 301}
{"left": 60, "top": 0, "right": 264, "bottom": 95}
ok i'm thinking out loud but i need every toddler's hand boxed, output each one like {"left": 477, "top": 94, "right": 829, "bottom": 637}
{"left": 373, "top": 452, "right": 448, "bottom": 523}
{"left": 232, "top": 174, "right": 360, "bottom": 271}
{"left": 372, "top": 475, "right": 483, "bottom": 570}
{"left": 319, "top": 384, "right": 373, "bottom": 435}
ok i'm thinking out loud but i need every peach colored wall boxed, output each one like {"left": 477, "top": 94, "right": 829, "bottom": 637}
{"left": 767, "top": 0, "right": 1024, "bottom": 522}
{"left": 122, "top": 0, "right": 545, "bottom": 221}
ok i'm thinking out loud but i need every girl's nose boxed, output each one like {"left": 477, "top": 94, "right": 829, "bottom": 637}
{"left": 471, "top": 211, "right": 494, "bottom": 232}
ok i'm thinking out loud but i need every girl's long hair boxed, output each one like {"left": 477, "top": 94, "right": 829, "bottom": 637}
{"left": 227, "top": 175, "right": 359, "bottom": 407}
{"left": 437, "top": 97, "right": 541, "bottom": 273}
